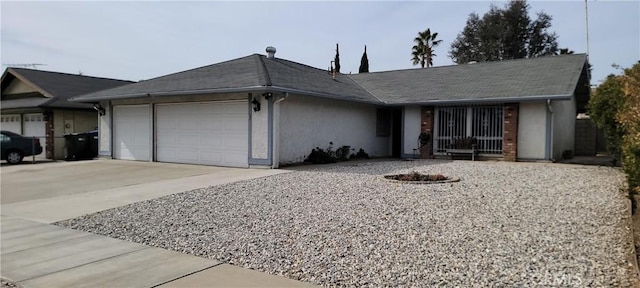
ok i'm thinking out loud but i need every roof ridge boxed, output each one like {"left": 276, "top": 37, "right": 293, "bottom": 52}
{"left": 346, "top": 75, "right": 384, "bottom": 104}
{"left": 255, "top": 55, "right": 272, "bottom": 86}
{"left": 353, "top": 53, "right": 588, "bottom": 76}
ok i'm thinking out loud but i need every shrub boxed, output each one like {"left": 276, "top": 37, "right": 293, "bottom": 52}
{"left": 305, "top": 143, "right": 368, "bottom": 164}
{"left": 335, "top": 145, "right": 351, "bottom": 161}
{"left": 590, "top": 62, "right": 640, "bottom": 202}
{"left": 589, "top": 74, "right": 625, "bottom": 163}
{"left": 351, "top": 148, "right": 370, "bottom": 159}
{"left": 305, "top": 147, "right": 337, "bottom": 164}
{"left": 618, "top": 62, "right": 640, "bottom": 195}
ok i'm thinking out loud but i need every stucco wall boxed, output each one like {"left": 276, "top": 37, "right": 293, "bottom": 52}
{"left": 551, "top": 98, "right": 576, "bottom": 160}
{"left": 402, "top": 106, "right": 422, "bottom": 157}
{"left": 52, "top": 109, "right": 97, "bottom": 159}
{"left": 250, "top": 95, "right": 269, "bottom": 160}
{"left": 3, "top": 79, "right": 36, "bottom": 94}
{"left": 99, "top": 102, "right": 111, "bottom": 156}
{"left": 277, "top": 94, "right": 389, "bottom": 165}
{"left": 517, "top": 101, "right": 547, "bottom": 160}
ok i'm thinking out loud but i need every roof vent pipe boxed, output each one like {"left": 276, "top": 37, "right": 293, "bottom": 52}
{"left": 266, "top": 46, "right": 276, "bottom": 59}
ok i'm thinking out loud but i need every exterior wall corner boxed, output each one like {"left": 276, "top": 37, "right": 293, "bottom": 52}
{"left": 503, "top": 103, "right": 519, "bottom": 161}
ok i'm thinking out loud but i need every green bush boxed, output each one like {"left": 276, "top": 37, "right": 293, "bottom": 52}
{"left": 618, "top": 63, "right": 640, "bottom": 195}
{"left": 305, "top": 143, "right": 368, "bottom": 164}
{"left": 589, "top": 74, "right": 625, "bottom": 163}
{"left": 351, "top": 148, "right": 370, "bottom": 159}
{"left": 590, "top": 62, "right": 640, "bottom": 201}
{"left": 305, "top": 146, "right": 337, "bottom": 164}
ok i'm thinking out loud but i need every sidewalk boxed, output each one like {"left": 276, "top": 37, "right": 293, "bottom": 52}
{"left": 1, "top": 215, "right": 315, "bottom": 288}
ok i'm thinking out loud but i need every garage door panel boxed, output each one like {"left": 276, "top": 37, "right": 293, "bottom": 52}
{"left": 156, "top": 101, "right": 248, "bottom": 167}
{"left": 177, "top": 135, "right": 200, "bottom": 146}
{"left": 2, "top": 114, "right": 22, "bottom": 134}
{"left": 156, "top": 148, "right": 176, "bottom": 161}
{"left": 114, "top": 105, "right": 150, "bottom": 161}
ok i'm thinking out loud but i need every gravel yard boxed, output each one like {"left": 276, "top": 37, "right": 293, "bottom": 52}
{"left": 57, "top": 160, "right": 636, "bottom": 287}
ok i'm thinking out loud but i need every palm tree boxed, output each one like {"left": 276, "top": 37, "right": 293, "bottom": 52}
{"left": 411, "top": 28, "right": 443, "bottom": 68}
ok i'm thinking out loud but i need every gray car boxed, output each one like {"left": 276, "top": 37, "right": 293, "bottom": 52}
{"left": 1, "top": 130, "right": 43, "bottom": 164}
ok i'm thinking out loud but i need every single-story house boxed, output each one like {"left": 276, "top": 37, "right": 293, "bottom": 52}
{"left": 1, "top": 68, "right": 133, "bottom": 159}
{"left": 71, "top": 48, "right": 589, "bottom": 168}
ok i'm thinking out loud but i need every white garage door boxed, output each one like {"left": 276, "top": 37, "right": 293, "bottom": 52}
{"left": 156, "top": 101, "right": 248, "bottom": 167}
{"left": 114, "top": 105, "right": 150, "bottom": 161}
{"left": 1, "top": 114, "right": 22, "bottom": 134}
{"left": 23, "top": 113, "right": 46, "bottom": 155}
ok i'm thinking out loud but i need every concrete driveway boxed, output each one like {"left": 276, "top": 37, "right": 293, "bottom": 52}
{"left": 0, "top": 160, "right": 313, "bottom": 288}
{"left": 0, "top": 160, "right": 288, "bottom": 223}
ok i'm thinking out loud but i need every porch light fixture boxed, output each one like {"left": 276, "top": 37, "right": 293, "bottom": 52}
{"left": 93, "top": 103, "right": 106, "bottom": 116}
{"left": 262, "top": 92, "right": 273, "bottom": 100}
{"left": 251, "top": 98, "right": 261, "bottom": 112}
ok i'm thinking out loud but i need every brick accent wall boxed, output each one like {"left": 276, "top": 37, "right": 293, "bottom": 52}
{"left": 45, "top": 111, "right": 54, "bottom": 159}
{"left": 503, "top": 103, "right": 519, "bottom": 161}
{"left": 420, "top": 106, "right": 434, "bottom": 159}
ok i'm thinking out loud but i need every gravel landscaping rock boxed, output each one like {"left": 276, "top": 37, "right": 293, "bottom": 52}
{"left": 56, "top": 160, "right": 636, "bottom": 287}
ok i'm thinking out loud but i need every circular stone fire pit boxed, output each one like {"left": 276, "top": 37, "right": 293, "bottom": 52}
{"left": 383, "top": 171, "right": 460, "bottom": 184}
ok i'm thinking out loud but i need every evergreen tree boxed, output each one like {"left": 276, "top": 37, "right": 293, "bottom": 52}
{"left": 359, "top": 45, "right": 369, "bottom": 73}
{"left": 334, "top": 43, "right": 341, "bottom": 74}
{"left": 558, "top": 48, "right": 575, "bottom": 54}
{"left": 449, "top": 13, "right": 482, "bottom": 64}
{"left": 449, "top": 0, "right": 558, "bottom": 63}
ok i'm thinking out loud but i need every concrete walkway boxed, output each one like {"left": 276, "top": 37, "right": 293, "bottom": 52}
{"left": 1, "top": 216, "right": 313, "bottom": 287}
{"left": 1, "top": 160, "right": 315, "bottom": 287}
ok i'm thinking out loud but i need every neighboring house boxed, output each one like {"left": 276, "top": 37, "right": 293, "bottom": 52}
{"left": 1, "top": 68, "right": 133, "bottom": 159}
{"left": 71, "top": 48, "right": 589, "bottom": 168}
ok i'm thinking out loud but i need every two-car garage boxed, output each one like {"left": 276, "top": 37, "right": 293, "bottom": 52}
{"left": 112, "top": 101, "right": 249, "bottom": 167}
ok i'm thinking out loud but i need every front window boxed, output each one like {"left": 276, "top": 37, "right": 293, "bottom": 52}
{"left": 434, "top": 105, "right": 504, "bottom": 155}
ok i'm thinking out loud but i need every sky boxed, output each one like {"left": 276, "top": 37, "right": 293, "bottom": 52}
{"left": 1, "top": 1, "right": 639, "bottom": 86}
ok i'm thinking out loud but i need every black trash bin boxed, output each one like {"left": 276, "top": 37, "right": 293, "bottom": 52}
{"left": 86, "top": 130, "right": 98, "bottom": 159}
{"left": 64, "top": 133, "right": 88, "bottom": 161}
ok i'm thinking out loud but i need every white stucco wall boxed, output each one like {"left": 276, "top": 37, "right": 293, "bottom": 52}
{"left": 277, "top": 94, "right": 390, "bottom": 165}
{"left": 517, "top": 101, "right": 547, "bottom": 160}
{"left": 551, "top": 97, "right": 576, "bottom": 160}
{"left": 403, "top": 106, "right": 422, "bottom": 157}
{"left": 99, "top": 102, "right": 111, "bottom": 156}
{"left": 250, "top": 95, "right": 269, "bottom": 159}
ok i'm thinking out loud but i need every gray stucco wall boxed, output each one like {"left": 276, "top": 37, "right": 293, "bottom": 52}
{"left": 277, "top": 94, "right": 390, "bottom": 165}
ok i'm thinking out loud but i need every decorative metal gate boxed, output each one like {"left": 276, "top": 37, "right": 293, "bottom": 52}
{"left": 434, "top": 105, "right": 504, "bottom": 155}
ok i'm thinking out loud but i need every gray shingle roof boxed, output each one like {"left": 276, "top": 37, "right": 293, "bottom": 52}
{"left": 350, "top": 54, "right": 588, "bottom": 105}
{"left": 71, "top": 53, "right": 587, "bottom": 105}
{"left": 70, "top": 55, "right": 267, "bottom": 101}
{"left": 262, "top": 57, "right": 380, "bottom": 103}
{"left": 72, "top": 54, "right": 382, "bottom": 104}
{"left": 1, "top": 68, "right": 133, "bottom": 109}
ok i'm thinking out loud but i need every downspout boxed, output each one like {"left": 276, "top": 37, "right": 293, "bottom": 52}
{"left": 271, "top": 92, "right": 289, "bottom": 168}
{"left": 546, "top": 99, "right": 554, "bottom": 161}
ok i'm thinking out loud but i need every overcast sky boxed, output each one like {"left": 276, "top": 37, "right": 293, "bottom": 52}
{"left": 1, "top": 1, "right": 638, "bottom": 86}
